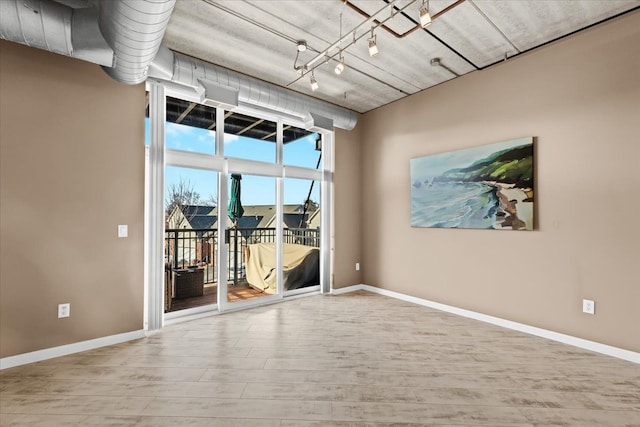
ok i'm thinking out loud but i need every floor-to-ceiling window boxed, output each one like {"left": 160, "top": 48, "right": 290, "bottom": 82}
{"left": 145, "top": 83, "right": 332, "bottom": 325}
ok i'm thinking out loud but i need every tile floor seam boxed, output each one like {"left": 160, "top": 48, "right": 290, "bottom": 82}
{"left": 239, "top": 381, "right": 250, "bottom": 398}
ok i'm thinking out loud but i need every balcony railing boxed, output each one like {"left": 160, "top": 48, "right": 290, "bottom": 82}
{"left": 164, "top": 227, "right": 320, "bottom": 285}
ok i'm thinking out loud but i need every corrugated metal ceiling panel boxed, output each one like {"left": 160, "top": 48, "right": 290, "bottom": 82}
{"left": 474, "top": 0, "right": 640, "bottom": 52}
{"left": 162, "top": 0, "right": 639, "bottom": 113}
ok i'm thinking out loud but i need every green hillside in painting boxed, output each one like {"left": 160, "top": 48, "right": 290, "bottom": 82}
{"left": 439, "top": 144, "right": 533, "bottom": 189}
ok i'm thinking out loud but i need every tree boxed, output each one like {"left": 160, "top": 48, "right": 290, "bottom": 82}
{"left": 166, "top": 178, "right": 201, "bottom": 229}
{"left": 203, "top": 193, "right": 218, "bottom": 207}
{"left": 297, "top": 198, "right": 319, "bottom": 228}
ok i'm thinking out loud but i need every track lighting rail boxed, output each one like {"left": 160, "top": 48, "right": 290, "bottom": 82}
{"left": 298, "top": 0, "right": 418, "bottom": 72}
{"left": 292, "top": 0, "right": 467, "bottom": 92}
{"left": 343, "top": 0, "right": 465, "bottom": 39}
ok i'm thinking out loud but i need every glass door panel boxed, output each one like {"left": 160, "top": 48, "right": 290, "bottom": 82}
{"left": 282, "top": 177, "right": 321, "bottom": 295}
{"left": 225, "top": 174, "right": 278, "bottom": 304}
{"left": 164, "top": 166, "right": 218, "bottom": 313}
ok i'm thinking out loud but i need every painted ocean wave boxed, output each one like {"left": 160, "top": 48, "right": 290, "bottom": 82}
{"left": 411, "top": 182, "right": 499, "bottom": 229}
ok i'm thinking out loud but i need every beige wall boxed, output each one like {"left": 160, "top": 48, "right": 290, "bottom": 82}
{"left": 1, "top": 12, "right": 637, "bottom": 359}
{"left": 0, "top": 38, "right": 364, "bottom": 358}
{"left": 333, "top": 126, "right": 363, "bottom": 288}
{"left": 0, "top": 41, "right": 145, "bottom": 358}
{"left": 359, "top": 12, "right": 640, "bottom": 352}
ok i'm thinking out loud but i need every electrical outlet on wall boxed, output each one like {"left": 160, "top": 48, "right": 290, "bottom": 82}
{"left": 355, "top": 262, "right": 360, "bottom": 271}
{"left": 582, "top": 299, "right": 595, "bottom": 315}
{"left": 58, "top": 303, "right": 70, "bottom": 318}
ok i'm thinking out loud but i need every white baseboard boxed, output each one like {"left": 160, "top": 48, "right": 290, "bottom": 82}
{"left": 332, "top": 284, "right": 639, "bottom": 364}
{"left": 3, "top": 290, "right": 325, "bottom": 368}
{"left": 4, "top": 286, "right": 637, "bottom": 369}
{"left": 330, "top": 284, "right": 366, "bottom": 295}
{"left": 0, "top": 330, "right": 146, "bottom": 370}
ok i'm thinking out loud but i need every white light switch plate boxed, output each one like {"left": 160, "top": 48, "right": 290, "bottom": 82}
{"left": 118, "top": 225, "right": 128, "bottom": 238}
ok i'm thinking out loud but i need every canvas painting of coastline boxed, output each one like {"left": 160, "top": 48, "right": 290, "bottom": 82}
{"left": 410, "top": 137, "right": 534, "bottom": 230}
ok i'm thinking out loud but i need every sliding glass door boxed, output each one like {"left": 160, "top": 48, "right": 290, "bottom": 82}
{"left": 223, "top": 174, "right": 278, "bottom": 306}
{"left": 145, "top": 81, "right": 332, "bottom": 326}
{"left": 282, "top": 177, "right": 321, "bottom": 296}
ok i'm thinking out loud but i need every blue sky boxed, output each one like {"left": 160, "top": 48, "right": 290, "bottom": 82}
{"left": 146, "top": 119, "right": 321, "bottom": 206}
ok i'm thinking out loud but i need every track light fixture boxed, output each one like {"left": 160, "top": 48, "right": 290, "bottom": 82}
{"left": 419, "top": 0, "right": 432, "bottom": 28}
{"left": 368, "top": 37, "right": 378, "bottom": 57}
{"left": 310, "top": 72, "right": 319, "bottom": 91}
{"left": 334, "top": 51, "right": 345, "bottom": 75}
{"left": 292, "top": 0, "right": 461, "bottom": 92}
{"left": 368, "top": 28, "right": 379, "bottom": 57}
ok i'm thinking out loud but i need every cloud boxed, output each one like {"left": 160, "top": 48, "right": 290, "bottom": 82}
{"left": 197, "top": 130, "right": 216, "bottom": 146}
{"left": 165, "top": 122, "right": 195, "bottom": 136}
{"left": 224, "top": 133, "right": 240, "bottom": 145}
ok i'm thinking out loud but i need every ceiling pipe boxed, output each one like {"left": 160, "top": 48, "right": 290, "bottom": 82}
{"left": 98, "top": 0, "right": 176, "bottom": 85}
{"left": 148, "top": 46, "right": 358, "bottom": 131}
{"left": 430, "top": 57, "right": 459, "bottom": 77}
{"left": 0, "top": 0, "right": 175, "bottom": 83}
{"left": 0, "top": 0, "right": 114, "bottom": 67}
{"left": 0, "top": 0, "right": 356, "bottom": 130}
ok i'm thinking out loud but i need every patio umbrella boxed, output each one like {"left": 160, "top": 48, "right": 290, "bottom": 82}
{"left": 228, "top": 173, "right": 244, "bottom": 227}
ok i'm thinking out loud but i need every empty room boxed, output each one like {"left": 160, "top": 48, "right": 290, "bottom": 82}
{"left": 1, "top": 0, "right": 639, "bottom": 426}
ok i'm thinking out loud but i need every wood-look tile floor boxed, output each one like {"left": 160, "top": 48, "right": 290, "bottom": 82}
{"left": 1, "top": 290, "right": 639, "bottom": 426}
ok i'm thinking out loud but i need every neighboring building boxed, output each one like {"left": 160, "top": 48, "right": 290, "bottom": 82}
{"left": 165, "top": 203, "right": 321, "bottom": 271}
{"left": 166, "top": 205, "right": 217, "bottom": 230}
{"left": 167, "top": 204, "right": 319, "bottom": 233}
